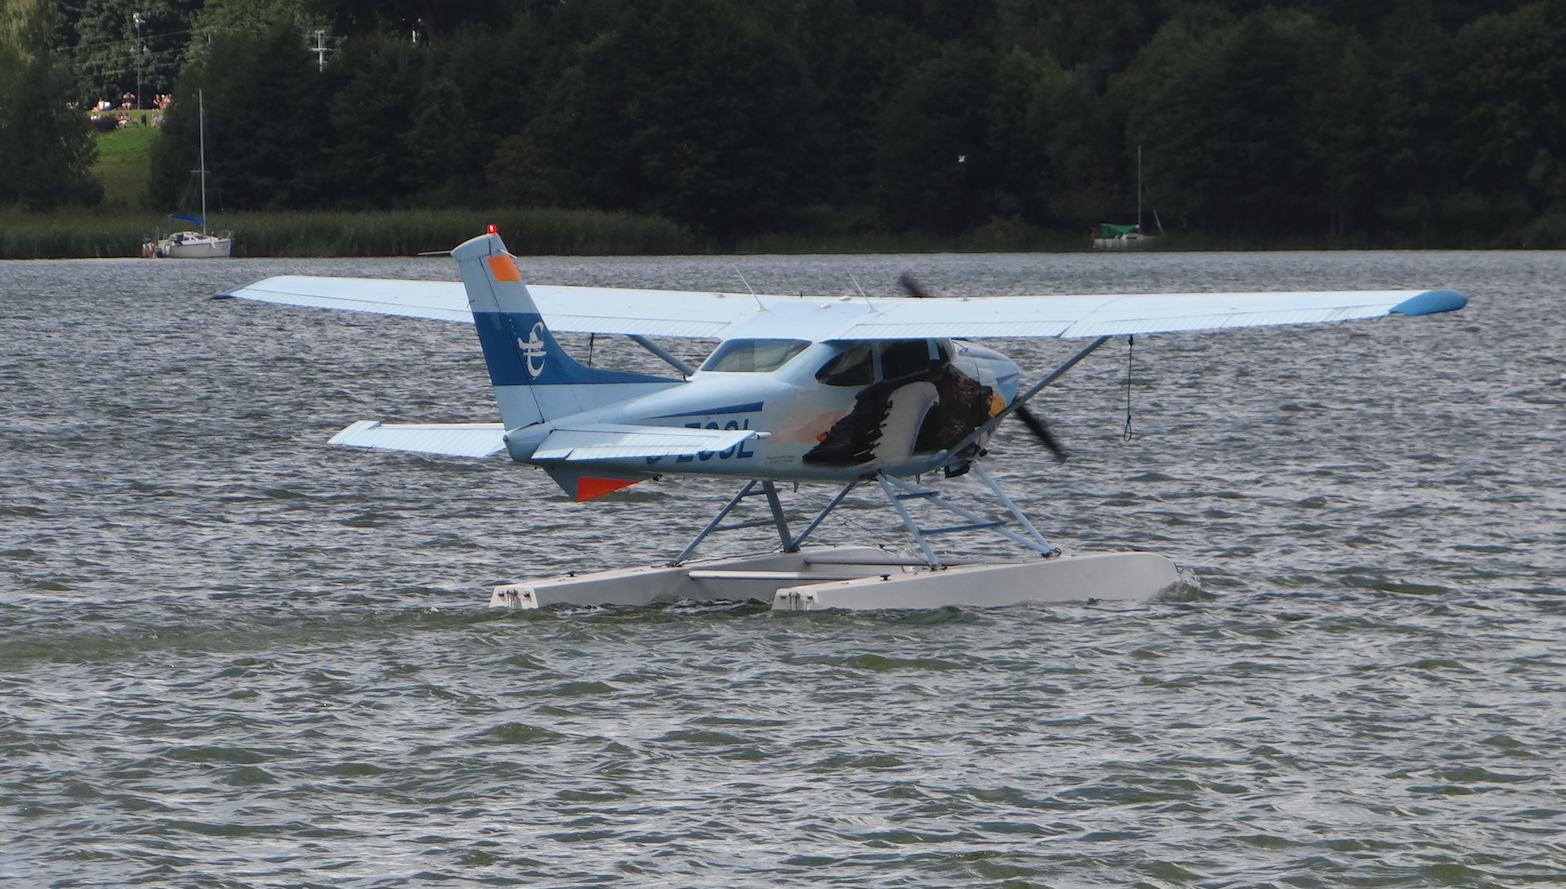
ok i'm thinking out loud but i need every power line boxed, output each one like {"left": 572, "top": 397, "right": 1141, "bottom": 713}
{"left": 55, "top": 28, "right": 194, "bottom": 53}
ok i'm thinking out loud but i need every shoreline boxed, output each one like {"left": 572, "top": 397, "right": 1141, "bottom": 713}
{"left": 0, "top": 207, "right": 1543, "bottom": 259}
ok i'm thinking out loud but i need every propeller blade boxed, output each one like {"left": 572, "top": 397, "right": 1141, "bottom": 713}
{"left": 897, "top": 272, "right": 932, "bottom": 298}
{"left": 1014, "top": 404, "right": 1067, "bottom": 463}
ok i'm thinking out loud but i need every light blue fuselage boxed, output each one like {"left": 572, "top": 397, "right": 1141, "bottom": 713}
{"left": 501, "top": 338, "right": 1020, "bottom": 483}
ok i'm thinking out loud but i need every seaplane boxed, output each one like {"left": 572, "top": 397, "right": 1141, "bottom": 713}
{"left": 216, "top": 227, "right": 1468, "bottom": 610}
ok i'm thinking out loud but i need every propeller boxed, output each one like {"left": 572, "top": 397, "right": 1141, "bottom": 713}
{"left": 897, "top": 270, "right": 1065, "bottom": 462}
{"left": 897, "top": 272, "right": 932, "bottom": 298}
{"left": 1013, "top": 403, "right": 1068, "bottom": 463}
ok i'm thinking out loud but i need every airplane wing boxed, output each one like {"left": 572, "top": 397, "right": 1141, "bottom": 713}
{"left": 219, "top": 276, "right": 747, "bottom": 337}
{"left": 835, "top": 289, "right": 1468, "bottom": 339}
{"left": 219, "top": 275, "right": 1465, "bottom": 341}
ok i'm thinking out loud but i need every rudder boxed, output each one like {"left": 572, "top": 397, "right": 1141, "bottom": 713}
{"left": 451, "top": 230, "right": 676, "bottom": 429}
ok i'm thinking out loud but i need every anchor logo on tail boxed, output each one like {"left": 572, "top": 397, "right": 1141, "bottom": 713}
{"left": 518, "top": 321, "right": 547, "bottom": 377}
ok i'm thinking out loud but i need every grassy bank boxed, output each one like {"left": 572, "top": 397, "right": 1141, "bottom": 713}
{"left": 92, "top": 124, "right": 159, "bottom": 209}
{"left": 0, "top": 208, "right": 696, "bottom": 259}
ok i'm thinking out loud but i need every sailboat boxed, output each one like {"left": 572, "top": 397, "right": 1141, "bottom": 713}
{"left": 1092, "top": 145, "right": 1162, "bottom": 250}
{"left": 146, "top": 90, "right": 233, "bottom": 259}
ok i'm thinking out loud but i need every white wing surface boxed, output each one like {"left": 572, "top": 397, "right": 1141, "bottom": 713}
{"left": 225, "top": 276, "right": 473, "bottom": 323}
{"left": 219, "top": 275, "right": 1465, "bottom": 341}
{"left": 220, "top": 276, "right": 748, "bottom": 337}
{"left": 329, "top": 420, "right": 507, "bottom": 457}
{"left": 834, "top": 289, "right": 1467, "bottom": 339}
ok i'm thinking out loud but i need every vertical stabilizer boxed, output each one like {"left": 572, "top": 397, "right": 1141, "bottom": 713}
{"left": 451, "top": 230, "right": 676, "bottom": 430}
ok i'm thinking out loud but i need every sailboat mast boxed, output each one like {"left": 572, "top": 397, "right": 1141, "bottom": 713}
{"left": 1137, "top": 144, "right": 1143, "bottom": 234}
{"left": 199, "top": 89, "right": 207, "bottom": 236}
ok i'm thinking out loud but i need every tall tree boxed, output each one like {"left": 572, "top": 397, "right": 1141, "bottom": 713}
{"left": 1450, "top": 1, "right": 1566, "bottom": 227}
{"left": 405, "top": 14, "right": 539, "bottom": 206}
{"left": 149, "top": 19, "right": 328, "bottom": 210}
{"left": 1120, "top": 8, "right": 1359, "bottom": 234}
{"left": 324, "top": 33, "right": 422, "bottom": 207}
{"left": 55, "top": 0, "right": 199, "bottom": 105}
{"left": 987, "top": 47, "right": 1119, "bottom": 226}
{"left": 519, "top": 0, "right": 811, "bottom": 238}
{"left": 0, "top": 0, "right": 102, "bottom": 209}
{"left": 875, "top": 44, "right": 996, "bottom": 233}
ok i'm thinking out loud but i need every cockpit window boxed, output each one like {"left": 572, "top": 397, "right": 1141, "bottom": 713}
{"left": 816, "top": 339, "right": 954, "bottom": 386}
{"left": 701, "top": 338, "right": 812, "bottom": 373}
{"left": 815, "top": 343, "right": 875, "bottom": 386}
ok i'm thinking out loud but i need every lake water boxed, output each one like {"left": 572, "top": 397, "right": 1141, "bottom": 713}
{"left": 2, "top": 249, "right": 1563, "bottom": 887}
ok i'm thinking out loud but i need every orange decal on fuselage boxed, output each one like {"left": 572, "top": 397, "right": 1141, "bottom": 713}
{"left": 577, "top": 477, "right": 639, "bottom": 501}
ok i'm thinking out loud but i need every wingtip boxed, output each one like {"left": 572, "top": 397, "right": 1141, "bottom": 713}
{"left": 210, "top": 276, "right": 268, "bottom": 300}
{"left": 1390, "top": 289, "right": 1468, "bottom": 316}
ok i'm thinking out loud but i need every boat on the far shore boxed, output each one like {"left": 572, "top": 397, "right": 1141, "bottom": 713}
{"left": 146, "top": 221, "right": 233, "bottom": 258}
{"left": 1092, "top": 145, "right": 1161, "bottom": 250}
{"left": 144, "top": 90, "right": 232, "bottom": 259}
{"left": 1092, "top": 221, "right": 1160, "bottom": 250}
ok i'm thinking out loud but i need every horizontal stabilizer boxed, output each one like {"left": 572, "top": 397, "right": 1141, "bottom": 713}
{"left": 532, "top": 423, "right": 765, "bottom": 462}
{"left": 329, "top": 420, "right": 507, "bottom": 458}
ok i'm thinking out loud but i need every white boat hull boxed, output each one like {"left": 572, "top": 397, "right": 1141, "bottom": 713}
{"left": 149, "top": 232, "right": 232, "bottom": 259}
{"left": 490, "top": 546, "right": 1183, "bottom": 611}
{"left": 1093, "top": 234, "right": 1159, "bottom": 250}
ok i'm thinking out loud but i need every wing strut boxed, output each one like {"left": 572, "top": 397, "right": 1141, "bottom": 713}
{"left": 628, "top": 334, "right": 696, "bottom": 377}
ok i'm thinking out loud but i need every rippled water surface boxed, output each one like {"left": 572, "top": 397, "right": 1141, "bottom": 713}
{"left": 3, "top": 250, "right": 1564, "bottom": 888}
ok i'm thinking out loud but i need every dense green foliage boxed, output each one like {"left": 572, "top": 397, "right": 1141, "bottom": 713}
{"left": 1, "top": 0, "right": 101, "bottom": 209}
{"left": 21, "top": 0, "right": 1566, "bottom": 245}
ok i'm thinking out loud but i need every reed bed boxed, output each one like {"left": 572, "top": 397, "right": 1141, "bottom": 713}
{"left": 0, "top": 211, "right": 161, "bottom": 259}
{"left": 0, "top": 208, "right": 694, "bottom": 259}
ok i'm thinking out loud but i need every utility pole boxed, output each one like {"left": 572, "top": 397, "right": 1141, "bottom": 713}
{"left": 134, "top": 13, "right": 144, "bottom": 110}
{"left": 315, "top": 30, "right": 328, "bottom": 70}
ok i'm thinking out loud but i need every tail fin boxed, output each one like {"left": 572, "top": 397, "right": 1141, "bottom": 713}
{"left": 452, "top": 230, "right": 674, "bottom": 429}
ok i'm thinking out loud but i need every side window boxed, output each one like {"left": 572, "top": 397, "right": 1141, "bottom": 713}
{"left": 815, "top": 343, "right": 874, "bottom": 386}
{"left": 879, "top": 339, "right": 934, "bottom": 381}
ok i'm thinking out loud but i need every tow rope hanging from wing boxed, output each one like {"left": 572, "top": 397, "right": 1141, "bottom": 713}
{"left": 1123, "top": 335, "right": 1135, "bottom": 442}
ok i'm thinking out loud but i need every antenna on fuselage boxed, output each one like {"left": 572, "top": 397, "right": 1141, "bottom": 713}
{"left": 848, "top": 270, "right": 876, "bottom": 314}
{"left": 733, "top": 266, "right": 765, "bottom": 312}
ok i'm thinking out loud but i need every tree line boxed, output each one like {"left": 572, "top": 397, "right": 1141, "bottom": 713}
{"left": 10, "top": 0, "right": 1566, "bottom": 246}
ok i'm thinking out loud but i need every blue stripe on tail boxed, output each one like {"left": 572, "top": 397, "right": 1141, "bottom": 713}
{"left": 472, "top": 310, "right": 667, "bottom": 387}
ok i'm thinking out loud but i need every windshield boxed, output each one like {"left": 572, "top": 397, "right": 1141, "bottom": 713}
{"left": 700, "top": 338, "right": 812, "bottom": 373}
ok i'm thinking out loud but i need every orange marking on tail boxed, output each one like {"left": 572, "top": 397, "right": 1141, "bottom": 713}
{"left": 576, "top": 477, "right": 639, "bottom": 501}
{"left": 486, "top": 254, "right": 522, "bottom": 281}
